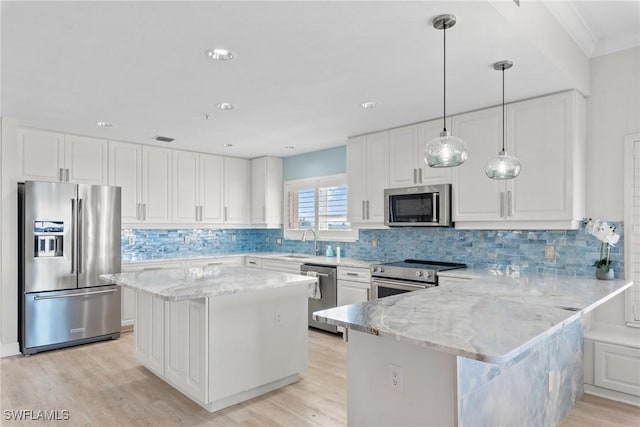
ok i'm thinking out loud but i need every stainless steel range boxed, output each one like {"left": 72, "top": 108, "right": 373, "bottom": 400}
{"left": 370, "top": 259, "right": 466, "bottom": 299}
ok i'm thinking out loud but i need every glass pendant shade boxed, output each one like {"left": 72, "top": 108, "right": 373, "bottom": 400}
{"left": 424, "top": 131, "right": 468, "bottom": 168}
{"left": 485, "top": 150, "right": 521, "bottom": 179}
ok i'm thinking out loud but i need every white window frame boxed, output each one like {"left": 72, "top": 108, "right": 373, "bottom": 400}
{"left": 624, "top": 133, "right": 640, "bottom": 327}
{"left": 283, "top": 174, "right": 358, "bottom": 242}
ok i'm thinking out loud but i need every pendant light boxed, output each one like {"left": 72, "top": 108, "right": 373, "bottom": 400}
{"left": 485, "top": 60, "right": 521, "bottom": 179}
{"left": 424, "top": 14, "right": 468, "bottom": 168}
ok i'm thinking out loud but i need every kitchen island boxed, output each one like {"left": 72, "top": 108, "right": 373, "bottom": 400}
{"left": 314, "top": 274, "right": 633, "bottom": 426}
{"left": 100, "top": 265, "right": 317, "bottom": 412}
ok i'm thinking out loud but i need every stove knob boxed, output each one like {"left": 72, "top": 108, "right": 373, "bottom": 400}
{"left": 372, "top": 266, "right": 378, "bottom": 273}
{"left": 415, "top": 271, "right": 423, "bottom": 278}
{"left": 379, "top": 267, "right": 385, "bottom": 273}
{"left": 424, "top": 271, "right": 432, "bottom": 278}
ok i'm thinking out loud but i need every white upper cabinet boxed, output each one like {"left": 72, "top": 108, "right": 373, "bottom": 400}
{"left": 223, "top": 157, "right": 251, "bottom": 225}
{"left": 347, "top": 130, "right": 389, "bottom": 225}
{"left": 18, "top": 128, "right": 107, "bottom": 184}
{"left": 109, "top": 141, "right": 142, "bottom": 223}
{"left": 389, "top": 119, "right": 451, "bottom": 188}
{"left": 110, "top": 141, "right": 172, "bottom": 224}
{"left": 452, "top": 91, "right": 585, "bottom": 229}
{"left": 251, "top": 156, "right": 283, "bottom": 227}
{"left": 172, "top": 150, "right": 224, "bottom": 224}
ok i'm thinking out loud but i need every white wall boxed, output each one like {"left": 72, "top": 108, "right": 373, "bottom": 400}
{"left": 586, "top": 47, "right": 640, "bottom": 220}
{"left": 587, "top": 47, "right": 639, "bottom": 328}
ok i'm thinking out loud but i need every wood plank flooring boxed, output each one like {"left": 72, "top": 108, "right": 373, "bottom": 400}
{"left": 1, "top": 330, "right": 638, "bottom": 426}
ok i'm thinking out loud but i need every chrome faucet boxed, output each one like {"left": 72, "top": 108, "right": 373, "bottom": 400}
{"left": 301, "top": 229, "right": 319, "bottom": 256}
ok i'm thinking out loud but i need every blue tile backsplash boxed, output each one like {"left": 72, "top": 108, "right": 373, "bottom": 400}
{"left": 122, "top": 223, "right": 624, "bottom": 277}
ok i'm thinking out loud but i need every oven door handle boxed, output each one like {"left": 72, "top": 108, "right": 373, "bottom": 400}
{"left": 372, "top": 278, "right": 429, "bottom": 291}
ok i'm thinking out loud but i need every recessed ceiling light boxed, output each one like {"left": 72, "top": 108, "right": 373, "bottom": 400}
{"left": 224, "top": 143, "right": 234, "bottom": 148}
{"left": 217, "top": 103, "right": 234, "bottom": 110}
{"left": 284, "top": 146, "right": 295, "bottom": 150}
{"left": 96, "top": 121, "right": 113, "bottom": 127}
{"left": 361, "top": 101, "right": 377, "bottom": 109}
{"left": 205, "top": 48, "right": 234, "bottom": 61}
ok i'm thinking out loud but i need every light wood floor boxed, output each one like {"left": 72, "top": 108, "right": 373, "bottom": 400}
{"left": 1, "top": 330, "right": 638, "bottom": 426}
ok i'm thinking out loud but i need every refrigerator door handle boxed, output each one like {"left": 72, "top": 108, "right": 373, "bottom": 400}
{"left": 71, "top": 198, "right": 76, "bottom": 274}
{"left": 77, "top": 198, "right": 83, "bottom": 274}
{"left": 33, "top": 288, "right": 118, "bottom": 300}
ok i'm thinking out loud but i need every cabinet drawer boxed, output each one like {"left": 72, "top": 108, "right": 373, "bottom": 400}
{"left": 594, "top": 342, "right": 640, "bottom": 397}
{"left": 245, "top": 257, "right": 263, "bottom": 268}
{"left": 337, "top": 266, "right": 371, "bottom": 283}
{"left": 187, "top": 257, "right": 243, "bottom": 268}
{"left": 261, "top": 259, "right": 302, "bottom": 274}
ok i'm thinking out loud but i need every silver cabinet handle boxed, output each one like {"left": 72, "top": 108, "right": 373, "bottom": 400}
{"left": 366, "top": 288, "right": 370, "bottom": 301}
{"left": 419, "top": 168, "right": 423, "bottom": 183}
{"left": 507, "top": 190, "right": 513, "bottom": 217}
{"left": 305, "top": 271, "right": 329, "bottom": 277}
{"left": 136, "top": 203, "right": 140, "bottom": 221}
{"left": 71, "top": 199, "right": 76, "bottom": 273}
{"left": 77, "top": 198, "right": 83, "bottom": 274}
{"left": 346, "top": 272, "right": 359, "bottom": 277}
{"left": 195, "top": 206, "right": 199, "bottom": 221}
{"left": 413, "top": 168, "right": 417, "bottom": 184}
{"left": 248, "top": 261, "right": 257, "bottom": 265}
{"left": 143, "top": 203, "right": 147, "bottom": 221}
{"left": 362, "top": 201, "right": 365, "bottom": 220}
{"left": 499, "top": 192, "right": 505, "bottom": 218}
{"left": 224, "top": 206, "right": 228, "bottom": 222}
{"left": 34, "top": 288, "right": 118, "bottom": 300}
{"left": 59, "top": 168, "right": 64, "bottom": 182}
{"left": 65, "top": 168, "right": 70, "bottom": 183}
{"left": 366, "top": 200, "right": 370, "bottom": 220}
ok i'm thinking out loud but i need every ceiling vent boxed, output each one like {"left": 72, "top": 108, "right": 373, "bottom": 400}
{"left": 154, "top": 136, "right": 174, "bottom": 143}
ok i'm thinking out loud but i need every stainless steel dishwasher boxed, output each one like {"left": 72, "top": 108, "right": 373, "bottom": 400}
{"left": 301, "top": 264, "right": 338, "bottom": 334}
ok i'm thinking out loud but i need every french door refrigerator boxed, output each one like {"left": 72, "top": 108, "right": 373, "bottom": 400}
{"left": 18, "top": 181, "right": 122, "bottom": 355}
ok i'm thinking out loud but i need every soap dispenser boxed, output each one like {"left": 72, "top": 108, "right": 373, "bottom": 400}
{"left": 326, "top": 245, "right": 334, "bottom": 257}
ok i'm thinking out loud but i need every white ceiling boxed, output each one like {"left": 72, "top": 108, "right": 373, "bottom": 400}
{"left": 2, "top": 1, "right": 639, "bottom": 159}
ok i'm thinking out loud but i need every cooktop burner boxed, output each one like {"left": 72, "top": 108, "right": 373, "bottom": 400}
{"left": 370, "top": 259, "right": 467, "bottom": 284}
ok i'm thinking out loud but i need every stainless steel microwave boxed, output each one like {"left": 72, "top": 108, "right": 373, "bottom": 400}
{"left": 384, "top": 184, "right": 452, "bottom": 227}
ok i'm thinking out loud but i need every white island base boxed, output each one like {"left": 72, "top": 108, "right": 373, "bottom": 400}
{"left": 134, "top": 284, "right": 308, "bottom": 412}
{"left": 347, "top": 320, "right": 584, "bottom": 427}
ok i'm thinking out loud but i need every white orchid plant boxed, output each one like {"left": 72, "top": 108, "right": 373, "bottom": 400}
{"left": 584, "top": 218, "right": 620, "bottom": 272}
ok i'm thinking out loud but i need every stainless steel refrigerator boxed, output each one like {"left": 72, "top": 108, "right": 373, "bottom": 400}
{"left": 18, "top": 181, "right": 122, "bottom": 355}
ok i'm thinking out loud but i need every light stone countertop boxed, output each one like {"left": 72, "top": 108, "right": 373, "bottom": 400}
{"left": 100, "top": 265, "right": 317, "bottom": 301}
{"left": 122, "top": 252, "right": 379, "bottom": 269}
{"left": 313, "top": 274, "right": 633, "bottom": 364}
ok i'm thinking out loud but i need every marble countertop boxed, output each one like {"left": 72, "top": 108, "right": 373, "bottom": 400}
{"left": 123, "top": 252, "right": 379, "bottom": 269}
{"left": 100, "top": 265, "right": 317, "bottom": 301}
{"left": 313, "top": 274, "right": 633, "bottom": 364}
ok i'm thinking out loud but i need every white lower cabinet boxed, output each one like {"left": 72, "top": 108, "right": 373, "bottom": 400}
{"left": 261, "top": 259, "right": 303, "bottom": 274}
{"left": 337, "top": 266, "right": 371, "bottom": 335}
{"left": 594, "top": 342, "right": 640, "bottom": 397}
{"left": 165, "top": 298, "right": 208, "bottom": 404}
{"left": 135, "top": 291, "right": 165, "bottom": 376}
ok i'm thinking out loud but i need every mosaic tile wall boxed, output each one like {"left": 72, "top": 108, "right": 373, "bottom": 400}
{"left": 122, "top": 223, "right": 624, "bottom": 277}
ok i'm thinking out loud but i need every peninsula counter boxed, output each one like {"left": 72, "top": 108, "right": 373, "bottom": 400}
{"left": 314, "top": 274, "right": 633, "bottom": 426}
{"left": 101, "top": 265, "right": 317, "bottom": 412}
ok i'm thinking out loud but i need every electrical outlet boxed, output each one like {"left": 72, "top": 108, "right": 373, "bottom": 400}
{"left": 274, "top": 312, "right": 282, "bottom": 327}
{"left": 231, "top": 234, "right": 237, "bottom": 242}
{"left": 544, "top": 245, "right": 555, "bottom": 260}
{"left": 128, "top": 236, "right": 135, "bottom": 245}
{"left": 372, "top": 238, "right": 378, "bottom": 249}
{"left": 389, "top": 364, "right": 403, "bottom": 392}
{"left": 184, "top": 235, "right": 192, "bottom": 244}
{"left": 265, "top": 236, "right": 270, "bottom": 243}
{"left": 276, "top": 238, "right": 282, "bottom": 245}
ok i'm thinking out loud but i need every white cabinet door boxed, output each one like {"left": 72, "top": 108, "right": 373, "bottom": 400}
{"left": 223, "top": 157, "right": 250, "bottom": 224}
{"left": 142, "top": 146, "right": 172, "bottom": 223}
{"left": 389, "top": 125, "right": 420, "bottom": 188}
{"left": 365, "top": 131, "right": 389, "bottom": 223}
{"left": 251, "top": 156, "right": 283, "bottom": 227}
{"left": 200, "top": 154, "right": 224, "bottom": 223}
{"left": 507, "top": 92, "right": 582, "bottom": 221}
{"left": 451, "top": 106, "right": 504, "bottom": 222}
{"left": 135, "top": 291, "right": 165, "bottom": 376}
{"left": 417, "top": 119, "right": 452, "bottom": 185}
{"left": 109, "top": 141, "right": 142, "bottom": 223}
{"left": 17, "top": 128, "right": 65, "bottom": 182}
{"left": 64, "top": 135, "right": 108, "bottom": 185}
{"left": 347, "top": 131, "right": 389, "bottom": 224}
{"left": 172, "top": 150, "right": 200, "bottom": 223}
{"left": 165, "top": 299, "right": 208, "bottom": 404}
{"left": 337, "top": 280, "right": 370, "bottom": 306}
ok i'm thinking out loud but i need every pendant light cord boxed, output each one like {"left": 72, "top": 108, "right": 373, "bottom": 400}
{"left": 502, "top": 65, "right": 505, "bottom": 152}
{"left": 443, "top": 23, "right": 447, "bottom": 132}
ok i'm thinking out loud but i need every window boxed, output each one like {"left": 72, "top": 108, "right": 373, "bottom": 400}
{"left": 284, "top": 174, "right": 357, "bottom": 241}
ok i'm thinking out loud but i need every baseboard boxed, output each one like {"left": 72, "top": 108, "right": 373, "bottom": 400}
{"left": 584, "top": 384, "right": 640, "bottom": 407}
{"left": 1, "top": 341, "right": 21, "bottom": 358}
